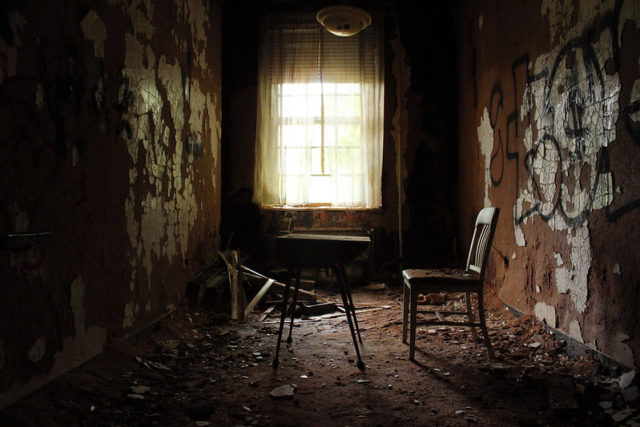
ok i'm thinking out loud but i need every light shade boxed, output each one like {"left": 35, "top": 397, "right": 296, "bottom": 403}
{"left": 316, "top": 5, "right": 372, "bottom": 37}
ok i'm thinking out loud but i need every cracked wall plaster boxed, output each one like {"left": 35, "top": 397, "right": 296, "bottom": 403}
{"left": 613, "top": 332, "right": 635, "bottom": 369}
{"left": 534, "top": 301, "right": 557, "bottom": 327}
{"left": 505, "top": 0, "right": 620, "bottom": 314}
{"left": 0, "top": 0, "right": 221, "bottom": 410}
{"left": 569, "top": 320, "right": 584, "bottom": 343}
{"left": 121, "top": 0, "right": 219, "bottom": 327}
{"left": 532, "top": 2, "right": 618, "bottom": 313}
{"left": 0, "top": 277, "right": 106, "bottom": 409}
{"left": 0, "top": 10, "right": 25, "bottom": 85}
{"left": 472, "top": 0, "right": 639, "bottom": 368}
{"left": 478, "top": 108, "right": 493, "bottom": 208}
{"left": 27, "top": 337, "right": 46, "bottom": 363}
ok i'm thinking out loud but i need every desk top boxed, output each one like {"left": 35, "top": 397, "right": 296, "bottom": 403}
{"left": 276, "top": 233, "right": 370, "bottom": 266}
{"left": 276, "top": 233, "right": 370, "bottom": 243}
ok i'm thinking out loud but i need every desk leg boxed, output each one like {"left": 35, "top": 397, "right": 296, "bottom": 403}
{"left": 335, "top": 263, "right": 365, "bottom": 370}
{"left": 287, "top": 264, "right": 301, "bottom": 343}
{"left": 337, "top": 264, "right": 362, "bottom": 343}
{"left": 272, "top": 274, "right": 292, "bottom": 368}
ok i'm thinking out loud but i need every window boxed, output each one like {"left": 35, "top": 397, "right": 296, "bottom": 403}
{"left": 254, "top": 13, "right": 384, "bottom": 208}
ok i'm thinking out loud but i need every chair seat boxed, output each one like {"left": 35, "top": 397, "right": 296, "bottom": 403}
{"left": 401, "top": 207, "right": 499, "bottom": 361}
{"left": 403, "top": 268, "right": 480, "bottom": 288}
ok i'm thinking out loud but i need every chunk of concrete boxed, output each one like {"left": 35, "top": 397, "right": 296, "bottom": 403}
{"left": 619, "top": 370, "right": 636, "bottom": 389}
{"left": 269, "top": 384, "right": 295, "bottom": 399}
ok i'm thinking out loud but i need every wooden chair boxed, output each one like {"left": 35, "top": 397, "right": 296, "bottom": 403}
{"left": 402, "top": 207, "right": 500, "bottom": 360}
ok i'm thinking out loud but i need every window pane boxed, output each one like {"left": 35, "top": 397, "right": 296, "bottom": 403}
{"left": 336, "top": 176, "right": 354, "bottom": 203}
{"left": 311, "top": 147, "right": 322, "bottom": 175}
{"left": 307, "top": 95, "right": 321, "bottom": 117}
{"left": 309, "top": 125, "right": 322, "bottom": 147}
{"left": 324, "top": 95, "right": 337, "bottom": 115}
{"left": 337, "top": 125, "right": 360, "bottom": 147}
{"left": 337, "top": 83, "right": 360, "bottom": 95}
{"left": 282, "top": 125, "right": 306, "bottom": 147}
{"left": 285, "top": 176, "right": 304, "bottom": 204}
{"left": 337, "top": 95, "right": 361, "bottom": 117}
{"left": 312, "top": 147, "right": 336, "bottom": 175}
{"left": 282, "top": 96, "right": 307, "bottom": 117}
{"left": 311, "top": 125, "right": 336, "bottom": 147}
{"left": 337, "top": 147, "right": 360, "bottom": 174}
{"left": 284, "top": 148, "right": 306, "bottom": 174}
{"left": 307, "top": 83, "right": 323, "bottom": 95}
{"left": 309, "top": 175, "right": 331, "bottom": 203}
{"left": 282, "top": 83, "right": 305, "bottom": 95}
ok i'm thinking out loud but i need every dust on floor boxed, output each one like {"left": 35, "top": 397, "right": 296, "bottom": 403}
{"left": 1, "top": 284, "right": 637, "bottom": 426}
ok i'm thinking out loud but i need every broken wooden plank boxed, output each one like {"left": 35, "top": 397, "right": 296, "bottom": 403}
{"left": 271, "top": 281, "right": 318, "bottom": 302}
{"left": 244, "top": 279, "right": 275, "bottom": 318}
{"left": 219, "top": 250, "right": 245, "bottom": 320}
{"left": 241, "top": 266, "right": 319, "bottom": 302}
{"left": 259, "top": 305, "right": 277, "bottom": 322}
{"left": 309, "top": 306, "right": 390, "bottom": 320}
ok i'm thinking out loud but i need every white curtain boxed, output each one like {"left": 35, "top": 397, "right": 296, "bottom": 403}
{"left": 254, "top": 13, "right": 384, "bottom": 208}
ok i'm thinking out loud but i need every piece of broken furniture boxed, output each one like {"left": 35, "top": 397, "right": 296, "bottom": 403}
{"left": 402, "top": 207, "right": 500, "bottom": 360}
{"left": 273, "top": 233, "right": 370, "bottom": 369}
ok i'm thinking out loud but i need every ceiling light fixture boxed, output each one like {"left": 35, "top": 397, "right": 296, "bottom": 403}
{"left": 316, "top": 5, "right": 371, "bottom": 37}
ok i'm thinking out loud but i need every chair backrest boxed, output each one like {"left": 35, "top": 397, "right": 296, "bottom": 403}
{"left": 465, "top": 207, "right": 500, "bottom": 281}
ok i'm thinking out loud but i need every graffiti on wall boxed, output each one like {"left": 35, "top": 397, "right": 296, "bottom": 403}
{"left": 486, "top": 1, "right": 640, "bottom": 230}
{"left": 478, "top": 0, "right": 640, "bottom": 319}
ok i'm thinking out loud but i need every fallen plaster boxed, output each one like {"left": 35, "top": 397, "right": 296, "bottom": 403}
{"left": 80, "top": 10, "right": 107, "bottom": 58}
{"left": 613, "top": 263, "right": 621, "bottom": 275}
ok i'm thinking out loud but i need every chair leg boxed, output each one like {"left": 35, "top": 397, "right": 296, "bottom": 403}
{"left": 402, "top": 281, "right": 409, "bottom": 344}
{"left": 409, "top": 287, "right": 418, "bottom": 361}
{"left": 466, "top": 291, "right": 479, "bottom": 341}
{"left": 286, "top": 264, "right": 301, "bottom": 343}
{"left": 477, "top": 290, "right": 495, "bottom": 359}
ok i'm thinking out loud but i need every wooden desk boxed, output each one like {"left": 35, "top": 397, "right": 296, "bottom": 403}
{"left": 273, "top": 233, "right": 370, "bottom": 369}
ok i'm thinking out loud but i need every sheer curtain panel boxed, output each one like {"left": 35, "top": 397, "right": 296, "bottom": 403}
{"left": 253, "top": 13, "right": 384, "bottom": 208}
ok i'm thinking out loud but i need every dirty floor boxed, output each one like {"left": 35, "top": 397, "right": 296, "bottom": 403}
{"left": 1, "top": 284, "right": 637, "bottom": 426}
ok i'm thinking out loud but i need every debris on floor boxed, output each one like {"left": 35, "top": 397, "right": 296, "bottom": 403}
{"left": 0, "top": 285, "right": 636, "bottom": 426}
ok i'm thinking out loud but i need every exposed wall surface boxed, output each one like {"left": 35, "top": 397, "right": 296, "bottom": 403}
{"left": 458, "top": 0, "right": 640, "bottom": 368}
{"left": 0, "top": 0, "right": 221, "bottom": 408}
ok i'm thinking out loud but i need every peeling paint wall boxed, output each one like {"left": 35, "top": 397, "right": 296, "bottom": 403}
{"left": 458, "top": 0, "right": 640, "bottom": 368}
{"left": 0, "top": 0, "right": 221, "bottom": 409}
